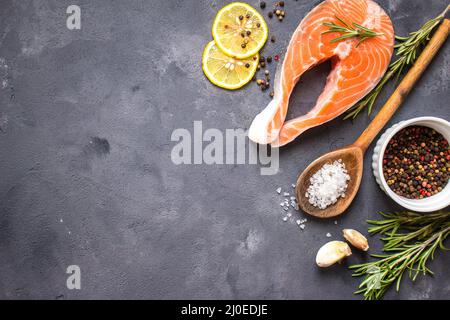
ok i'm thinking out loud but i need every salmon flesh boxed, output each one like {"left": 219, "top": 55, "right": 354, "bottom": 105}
{"left": 248, "top": 0, "right": 394, "bottom": 147}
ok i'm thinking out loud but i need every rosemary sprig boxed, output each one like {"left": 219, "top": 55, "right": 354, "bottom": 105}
{"left": 344, "top": 5, "right": 450, "bottom": 120}
{"left": 323, "top": 15, "right": 383, "bottom": 47}
{"left": 350, "top": 211, "right": 450, "bottom": 300}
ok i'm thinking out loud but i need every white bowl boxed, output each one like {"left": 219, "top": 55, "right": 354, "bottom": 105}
{"left": 372, "top": 117, "right": 450, "bottom": 212}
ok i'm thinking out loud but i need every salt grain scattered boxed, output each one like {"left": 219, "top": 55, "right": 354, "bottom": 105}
{"left": 275, "top": 184, "right": 309, "bottom": 231}
{"left": 326, "top": 233, "right": 332, "bottom": 238}
{"left": 305, "top": 160, "right": 350, "bottom": 209}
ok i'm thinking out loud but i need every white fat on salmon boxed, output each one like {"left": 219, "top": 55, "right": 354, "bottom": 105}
{"left": 333, "top": 41, "right": 352, "bottom": 59}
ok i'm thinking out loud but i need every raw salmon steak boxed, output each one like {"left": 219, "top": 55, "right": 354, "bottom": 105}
{"left": 248, "top": 0, "right": 394, "bottom": 147}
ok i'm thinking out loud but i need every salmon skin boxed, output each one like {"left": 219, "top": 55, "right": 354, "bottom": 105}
{"left": 248, "top": 0, "right": 394, "bottom": 147}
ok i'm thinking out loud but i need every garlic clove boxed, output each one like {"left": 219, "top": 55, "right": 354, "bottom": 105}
{"left": 316, "top": 241, "right": 352, "bottom": 268}
{"left": 343, "top": 229, "right": 369, "bottom": 251}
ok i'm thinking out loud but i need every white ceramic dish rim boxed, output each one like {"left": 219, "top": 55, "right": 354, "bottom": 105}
{"left": 375, "top": 116, "right": 450, "bottom": 212}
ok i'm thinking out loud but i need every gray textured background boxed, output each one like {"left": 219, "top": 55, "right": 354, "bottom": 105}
{"left": 0, "top": 0, "right": 448, "bottom": 300}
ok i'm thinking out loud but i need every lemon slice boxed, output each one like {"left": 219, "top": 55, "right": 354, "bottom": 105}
{"left": 202, "top": 41, "right": 259, "bottom": 90}
{"left": 212, "top": 2, "right": 268, "bottom": 59}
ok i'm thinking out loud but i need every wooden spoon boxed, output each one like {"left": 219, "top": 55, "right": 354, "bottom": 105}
{"left": 296, "top": 18, "right": 450, "bottom": 219}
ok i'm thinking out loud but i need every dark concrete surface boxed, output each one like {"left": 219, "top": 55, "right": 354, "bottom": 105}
{"left": 0, "top": 0, "right": 448, "bottom": 300}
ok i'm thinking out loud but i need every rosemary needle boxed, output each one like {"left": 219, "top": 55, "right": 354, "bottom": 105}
{"left": 322, "top": 15, "right": 383, "bottom": 47}
{"left": 345, "top": 5, "right": 450, "bottom": 120}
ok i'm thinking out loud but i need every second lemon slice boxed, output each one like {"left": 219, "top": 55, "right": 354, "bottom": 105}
{"left": 202, "top": 41, "right": 259, "bottom": 90}
{"left": 212, "top": 2, "right": 268, "bottom": 59}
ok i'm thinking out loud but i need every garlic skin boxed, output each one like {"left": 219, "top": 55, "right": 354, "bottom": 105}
{"left": 343, "top": 229, "right": 369, "bottom": 251}
{"left": 316, "top": 241, "right": 352, "bottom": 268}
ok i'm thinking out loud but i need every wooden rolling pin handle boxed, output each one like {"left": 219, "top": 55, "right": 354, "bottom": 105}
{"left": 354, "top": 18, "right": 450, "bottom": 152}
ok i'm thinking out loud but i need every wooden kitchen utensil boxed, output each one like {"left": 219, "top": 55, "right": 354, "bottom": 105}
{"left": 296, "top": 18, "right": 450, "bottom": 218}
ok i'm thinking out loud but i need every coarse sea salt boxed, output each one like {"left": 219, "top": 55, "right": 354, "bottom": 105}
{"left": 305, "top": 160, "right": 350, "bottom": 210}
{"left": 276, "top": 183, "right": 308, "bottom": 231}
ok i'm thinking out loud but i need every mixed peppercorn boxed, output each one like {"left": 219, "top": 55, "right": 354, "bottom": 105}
{"left": 256, "top": 1, "right": 290, "bottom": 97}
{"left": 383, "top": 126, "right": 449, "bottom": 199}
